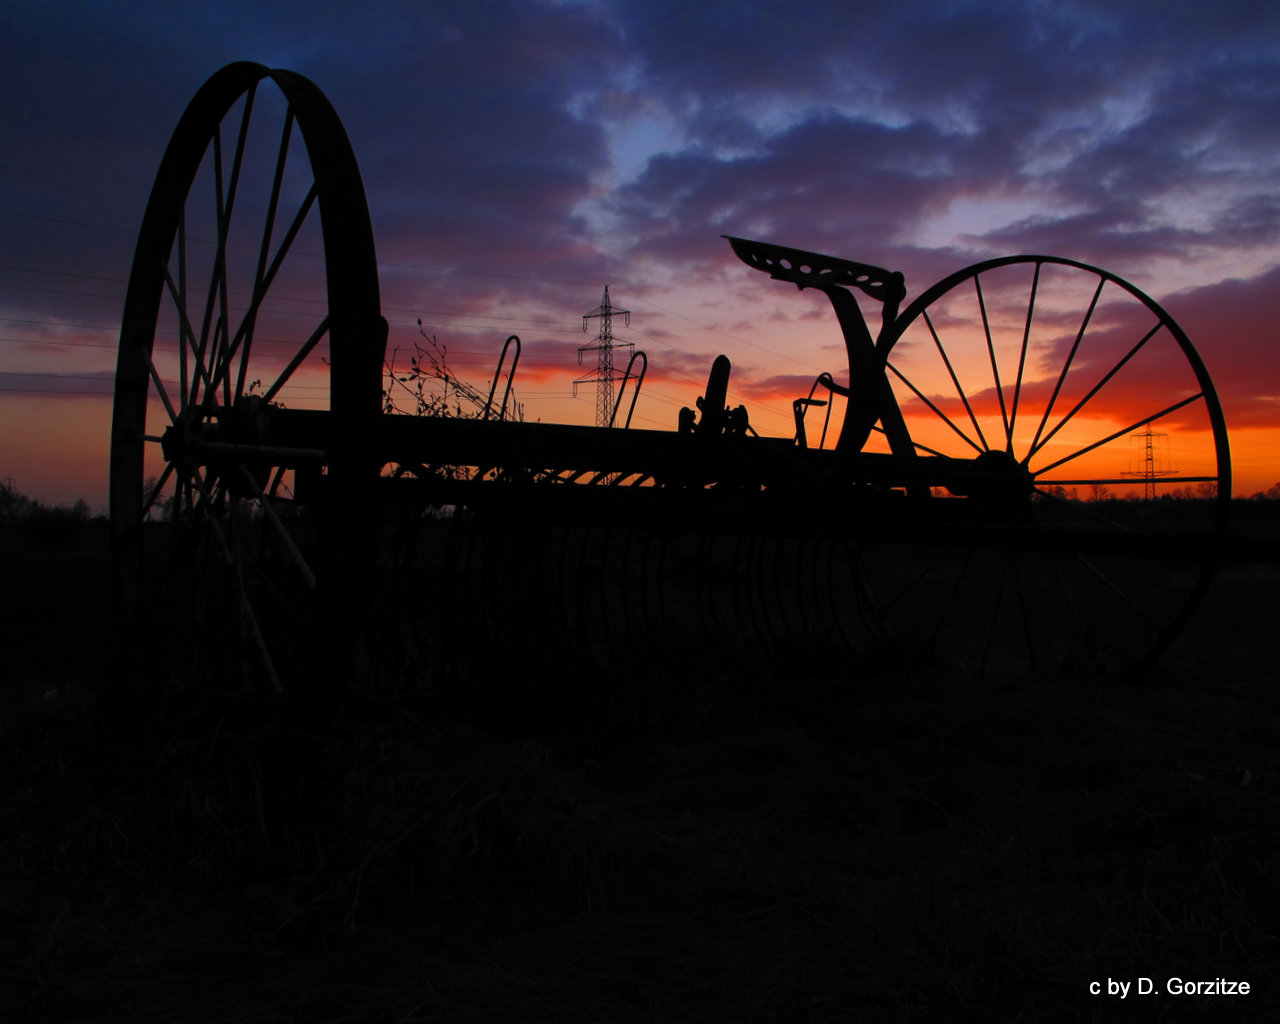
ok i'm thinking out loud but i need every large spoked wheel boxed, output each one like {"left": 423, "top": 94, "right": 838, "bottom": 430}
{"left": 853, "top": 255, "right": 1230, "bottom": 679}
{"left": 109, "top": 62, "right": 386, "bottom": 693}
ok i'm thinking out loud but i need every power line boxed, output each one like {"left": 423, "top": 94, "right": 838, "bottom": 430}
{"left": 0, "top": 387, "right": 114, "bottom": 396}
{"left": 3, "top": 206, "right": 816, "bottom": 369}
{"left": 614, "top": 289, "right": 829, "bottom": 376}
{"left": 0, "top": 208, "right": 137, "bottom": 234}
{"left": 0, "top": 263, "right": 128, "bottom": 285}
{"left": 0, "top": 336, "right": 118, "bottom": 351}
{"left": 0, "top": 280, "right": 589, "bottom": 337}
{"left": 0, "top": 282, "right": 123, "bottom": 301}
{"left": 0, "top": 317, "right": 118, "bottom": 332}
{"left": 1, "top": 218, "right": 833, "bottom": 426}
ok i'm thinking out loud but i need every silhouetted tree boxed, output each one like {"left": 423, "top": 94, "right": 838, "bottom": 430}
{"left": 384, "top": 323, "right": 525, "bottom": 422}
{"left": 140, "top": 474, "right": 168, "bottom": 521}
{"left": 0, "top": 477, "right": 31, "bottom": 521}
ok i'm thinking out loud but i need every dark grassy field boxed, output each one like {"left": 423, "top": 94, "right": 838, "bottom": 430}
{"left": 2, "top": 518, "right": 1278, "bottom": 1022}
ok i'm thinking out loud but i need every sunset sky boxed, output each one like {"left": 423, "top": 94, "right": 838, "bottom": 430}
{"left": 1, "top": 0, "right": 1277, "bottom": 509}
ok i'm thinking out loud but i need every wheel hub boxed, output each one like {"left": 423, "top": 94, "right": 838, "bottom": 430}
{"left": 159, "top": 412, "right": 212, "bottom": 467}
{"left": 948, "top": 449, "right": 1034, "bottom": 502}
{"left": 159, "top": 398, "right": 273, "bottom": 496}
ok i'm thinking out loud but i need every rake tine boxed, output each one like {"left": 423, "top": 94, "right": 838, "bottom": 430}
{"left": 574, "top": 525, "right": 593, "bottom": 651}
{"left": 696, "top": 532, "right": 717, "bottom": 645}
{"left": 821, "top": 538, "right": 855, "bottom": 654}
{"left": 618, "top": 526, "right": 638, "bottom": 646}
{"left": 597, "top": 526, "right": 616, "bottom": 658}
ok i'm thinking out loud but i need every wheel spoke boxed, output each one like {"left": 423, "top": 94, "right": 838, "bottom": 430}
{"left": 221, "top": 181, "right": 319, "bottom": 403}
{"left": 266, "top": 464, "right": 288, "bottom": 499}
{"left": 869, "top": 423, "right": 963, "bottom": 459}
{"left": 1051, "top": 556, "right": 1087, "bottom": 646}
{"left": 1039, "top": 474, "right": 1219, "bottom": 487}
{"left": 144, "top": 348, "right": 181, "bottom": 425}
{"left": 215, "top": 316, "right": 232, "bottom": 410}
{"left": 224, "top": 83, "right": 256, "bottom": 224}
{"left": 1072, "top": 552, "right": 1157, "bottom": 630}
{"left": 1028, "top": 276, "right": 1104, "bottom": 456}
{"left": 216, "top": 86, "right": 256, "bottom": 409}
{"left": 974, "top": 275, "right": 1011, "bottom": 449}
{"left": 235, "top": 106, "right": 296, "bottom": 403}
{"left": 161, "top": 261, "right": 216, "bottom": 408}
{"left": 1029, "top": 320, "right": 1162, "bottom": 460}
{"left": 1013, "top": 556, "right": 1037, "bottom": 674}
{"left": 188, "top": 128, "right": 227, "bottom": 413}
{"left": 877, "top": 547, "right": 951, "bottom": 616}
{"left": 1008, "top": 261, "right": 1040, "bottom": 450}
{"left": 977, "top": 552, "right": 1009, "bottom": 678}
{"left": 931, "top": 548, "right": 973, "bottom": 647}
{"left": 237, "top": 462, "right": 317, "bottom": 590}
{"left": 1032, "top": 485, "right": 1134, "bottom": 531}
{"left": 1033, "top": 392, "right": 1204, "bottom": 476}
{"left": 177, "top": 208, "right": 188, "bottom": 406}
{"left": 923, "top": 309, "right": 990, "bottom": 451}
{"left": 211, "top": 127, "right": 231, "bottom": 406}
{"left": 141, "top": 461, "right": 176, "bottom": 519}
{"left": 189, "top": 464, "right": 283, "bottom": 692}
{"left": 886, "top": 360, "right": 985, "bottom": 455}
{"left": 261, "top": 314, "right": 331, "bottom": 405}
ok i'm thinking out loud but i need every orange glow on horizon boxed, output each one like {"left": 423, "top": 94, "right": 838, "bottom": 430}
{"left": 4, "top": 373, "right": 1279, "bottom": 512}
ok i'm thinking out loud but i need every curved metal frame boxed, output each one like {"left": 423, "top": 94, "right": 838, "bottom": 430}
{"left": 482, "top": 334, "right": 522, "bottom": 422}
{"left": 610, "top": 350, "right": 647, "bottom": 429}
{"left": 793, "top": 372, "right": 840, "bottom": 449}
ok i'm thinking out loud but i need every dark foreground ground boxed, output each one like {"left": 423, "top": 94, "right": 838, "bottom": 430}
{"left": 2, "top": 519, "right": 1278, "bottom": 1022}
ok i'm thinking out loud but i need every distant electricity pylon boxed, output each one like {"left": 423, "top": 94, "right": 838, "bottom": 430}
{"left": 1122, "top": 425, "right": 1176, "bottom": 499}
{"left": 574, "top": 285, "right": 632, "bottom": 428}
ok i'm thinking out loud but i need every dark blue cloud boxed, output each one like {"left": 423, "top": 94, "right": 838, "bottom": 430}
{"left": 2, "top": 0, "right": 1279, "bottom": 503}
{"left": 5, "top": 0, "right": 1277, "bottom": 295}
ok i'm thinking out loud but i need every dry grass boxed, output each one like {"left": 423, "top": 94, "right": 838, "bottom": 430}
{"left": 3, "top": 521, "right": 1279, "bottom": 1022}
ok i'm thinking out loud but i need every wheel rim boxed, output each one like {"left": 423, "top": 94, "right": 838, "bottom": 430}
{"left": 109, "top": 62, "right": 385, "bottom": 690}
{"left": 856, "top": 256, "right": 1231, "bottom": 677}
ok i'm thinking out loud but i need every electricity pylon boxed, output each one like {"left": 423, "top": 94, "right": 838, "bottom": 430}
{"left": 1123, "top": 424, "right": 1176, "bottom": 499}
{"left": 574, "top": 286, "right": 632, "bottom": 428}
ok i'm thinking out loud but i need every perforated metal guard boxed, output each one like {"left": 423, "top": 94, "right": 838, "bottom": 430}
{"left": 723, "top": 235, "right": 905, "bottom": 306}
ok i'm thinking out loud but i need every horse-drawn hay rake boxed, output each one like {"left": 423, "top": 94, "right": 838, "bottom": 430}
{"left": 110, "top": 63, "right": 1231, "bottom": 694}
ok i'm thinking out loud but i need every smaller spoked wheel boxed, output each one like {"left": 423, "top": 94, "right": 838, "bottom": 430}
{"left": 853, "top": 256, "right": 1230, "bottom": 678}
{"left": 109, "top": 62, "right": 385, "bottom": 693}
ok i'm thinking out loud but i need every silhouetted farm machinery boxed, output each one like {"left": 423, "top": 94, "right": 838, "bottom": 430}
{"left": 111, "top": 63, "right": 1236, "bottom": 692}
